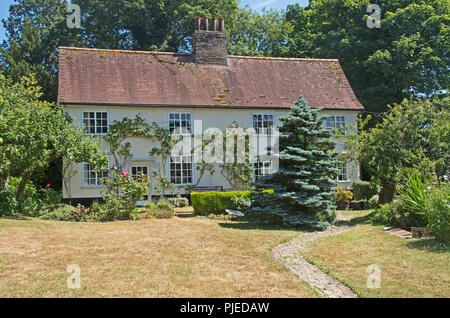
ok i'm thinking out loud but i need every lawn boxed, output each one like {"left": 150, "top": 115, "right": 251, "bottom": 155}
{"left": 0, "top": 216, "right": 314, "bottom": 298}
{"left": 302, "top": 211, "right": 450, "bottom": 298}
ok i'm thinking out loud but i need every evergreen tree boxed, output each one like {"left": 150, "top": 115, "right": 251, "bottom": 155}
{"left": 249, "top": 96, "right": 339, "bottom": 230}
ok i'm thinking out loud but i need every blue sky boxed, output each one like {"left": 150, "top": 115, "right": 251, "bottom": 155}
{"left": 0, "top": 0, "right": 308, "bottom": 42}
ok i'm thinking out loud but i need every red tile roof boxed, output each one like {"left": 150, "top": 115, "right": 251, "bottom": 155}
{"left": 58, "top": 47, "right": 363, "bottom": 110}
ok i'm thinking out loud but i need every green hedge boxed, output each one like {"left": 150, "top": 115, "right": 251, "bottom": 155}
{"left": 191, "top": 190, "right": 272, "bottom": 215}
{"left": 352, "top": 180, "right": 377, "bottom": 201}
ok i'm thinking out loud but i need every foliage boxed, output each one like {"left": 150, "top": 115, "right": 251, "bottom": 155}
{"left": 0, "top": 74, "right": 108, "bottom": 199}
{"left": 230, "top": 193, "right": 252, "bottom": 214}
{"left": 41, "top": 203, "right": 101, "bottom": 222}
{"left": 0, "top": 177, "right": 50, "bottom": 217}
{"left": 370, "top": 200, "right": 408, "bottom": 227}
{"left": 168, "top": 194, "right": 189, "bottom": 208}
{"left": 249, "top": 96, "right": 339, "bottom": 230}
{"left": 336, "top": 187, "right": 353, "bottom": 203}
{"left": 352, "top": 180, "right": 377, "bottom": 201}
{"left": 396, "top": 172, "right": 428, "bottom": 223}
{"left": 141, "top": 199, "right": 174, "bottom": 219}
{"left": 367, "top": 195, "right": 379, "bottom": 209}
{"left": 342, "top": 97, "right": 449, "bottom": 204}
{"left": 228, "top": 7, "right": 293, "bottom": 56}
{"left": 101, "top": 172, "right": 149, "bottom": 221}
{"left": 191, "top": 190, "right": 273, "bottom": 215}
{"left": 424, "top": 183, "right": 450, "bottom": 243}
{"left": 104, "top": 116, "right": 152, "bottom": 171}
{"left": 285, "top": 0, "right": 449, "bottom": 113}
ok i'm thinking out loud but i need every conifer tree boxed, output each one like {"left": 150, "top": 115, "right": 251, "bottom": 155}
{"left": 249, "top": 96, "right": 339, "bottom": 230}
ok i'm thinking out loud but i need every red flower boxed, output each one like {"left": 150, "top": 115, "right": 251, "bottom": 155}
{"left": 121, "top": 172, "right": 130, "bottom": 177}
{"left": 46, "top": 183, "right": 51, "bottom": 188}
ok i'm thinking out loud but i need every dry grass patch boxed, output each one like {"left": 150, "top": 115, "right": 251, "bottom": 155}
{"left": 0, "top": 217, "right": 314, "bottom": 298}
{"left": 302, "top": 225, "right": 450, "bottom": 298}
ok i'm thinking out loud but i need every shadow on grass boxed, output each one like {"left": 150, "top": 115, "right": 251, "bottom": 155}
{"left": 218, "top": 221, "right": 303, "bottom": 232}
{"left": 334, "top": 211, "right": 376, "bottom": 227}
{"left": 0, "top": 214, "right": 30, "bottom": 220}
{"left": 405, "top": 238, "right": 450, "bottom": 253}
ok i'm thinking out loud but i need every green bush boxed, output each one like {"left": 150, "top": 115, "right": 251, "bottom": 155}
{"left": 41, "top": 204, "right": 102, "bottom": 222}
{"left": 368, "top": 195, "right": 379, "bottom": 209}
{"left": 371, "top": 200, "right": 406, "bottom": 227}
{"left": 141, "top": 200, "right": 174, "bottom": 219}
{"left": 0, "top": 178, "right": 43, "bottom": 217}
{"left": 191, "top": 190, "right": 273, "bottom": 215}
{"left": 168, "top": 195, "right": 189, "bottom": 207}
{"left": 101, "top": 172, "right": 148, "bottom": 221}
{"left": 352, "top": 180, "right": 377, "bottom": 201}
{"left": 424, "top": 183, "right": 450, "bottom": 243}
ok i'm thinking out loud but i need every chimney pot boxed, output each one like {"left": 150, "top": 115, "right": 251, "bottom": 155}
{"left": 203, "top": 17, "right": 209, "bottom": 31}
{"left": 194, "top": 17, "right": 201, "bottom": 31}
{"left": 212, "top": 17, "right": 217, "bottom": 32}
{"left": 219, "top": 18, "right": 225, "bottom": 32}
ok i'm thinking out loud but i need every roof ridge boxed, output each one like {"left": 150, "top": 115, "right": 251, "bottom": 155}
{"left": 58, "top": 46, "right": 339, "bottom": 62}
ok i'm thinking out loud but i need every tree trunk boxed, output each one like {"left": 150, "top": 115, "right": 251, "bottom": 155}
{"left": 1, "top": 174, "right": 10, "bottom": 190}
{"left": 15, "top": 170, "right": 34, "bottom": 199}
{"left": 378, "top": 178, "right": 396, "bottom": 205}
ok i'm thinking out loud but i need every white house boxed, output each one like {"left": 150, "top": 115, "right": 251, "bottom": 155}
{"left": 58, "top": 17, "right": 363, "bottom": 205}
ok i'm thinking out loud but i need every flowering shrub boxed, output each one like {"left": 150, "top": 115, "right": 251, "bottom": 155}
{"left": 101, "top": 172, "right": 149, "bottom": 220}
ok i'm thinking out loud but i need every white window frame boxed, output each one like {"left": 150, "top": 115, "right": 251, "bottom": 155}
{"left": 82, "top": 110, "right": 109, "bottom": 135}
{"left": 253, "top": 159, "right": 273, "bottom": 181}
{"left": 325, "top": 115, "right": 346, "bottom": 129}
{"left": 252, "top": 113, "right": 275, "bottom": 136}
{"left": 168, "top": 112, "right": 193, "bottom": 136}
{"left": 130, "top": 164, "right": 151, "bottom": 201}
{"left": 82, "top": 163, "right": 108, "bottom": 187}
{"left": 169, "top": 155, "right": 194, "bottom": 186}
{"left": 337, "top": 163, "right": 349, "bottom": 182}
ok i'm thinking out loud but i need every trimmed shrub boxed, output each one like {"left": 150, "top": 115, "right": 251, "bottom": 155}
{"left": 352, "top": 180, "right": 377, "bottom": 201}
{"left": 191, "top": 190, "right": 273, "bottom": 215}
{"left": 424, "top": 183, "right": 450, "bottom": 242}
{"left": 336, "top": 187, "right": 353, "bottom": 210}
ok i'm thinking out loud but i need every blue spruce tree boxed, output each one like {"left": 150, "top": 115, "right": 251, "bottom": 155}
{"left": 249, "top": 96, "right": 339, "bottom": 230}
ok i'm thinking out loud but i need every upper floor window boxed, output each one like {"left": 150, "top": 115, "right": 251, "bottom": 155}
{"left": 253, "top": 114, "right": 274, "bottom": 135}
{"left": 169, "top": 112, "right": 192, "bottom": 135}
{"left": 83, "top": 111, "right": 108, "bottom": 135}
{"left": 325, "top": 115, "right": 346, "bottom": 129}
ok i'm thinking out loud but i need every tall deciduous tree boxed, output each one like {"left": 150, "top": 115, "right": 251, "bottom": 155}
{"left": 0, "top": 74, "right": 108, "bottom": 198}
{"left": 285, "top": 0, "right": 449, "bottom": 113}
{"left": 248, "top": 97, "right": 339, "bottom": 230}
{"left": 341, "top": 96, "right": 449, "bottom": 204}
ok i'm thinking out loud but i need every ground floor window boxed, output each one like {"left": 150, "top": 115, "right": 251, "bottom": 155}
{"left": 254, "top": 160, "right": 272, "bottom": 181}
{"left": 83, "top": 163, "right": 107, "bottom": 186}
{"left": 337, "top": 163, "right": 348, "bottom": 181}
{"left": 169, "top": 155, "right": 193, "bottom": 185}
{"left": 131, "top": 165, "right": 150, "bottom": 200}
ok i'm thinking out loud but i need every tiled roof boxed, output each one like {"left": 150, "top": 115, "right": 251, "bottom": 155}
{"left": 58, "top": 47, "right": 363, "bottom": 110}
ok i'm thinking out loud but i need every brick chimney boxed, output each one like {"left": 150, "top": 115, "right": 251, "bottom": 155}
{"left": 193, "top": 17, "right": 228, "bottom": 66}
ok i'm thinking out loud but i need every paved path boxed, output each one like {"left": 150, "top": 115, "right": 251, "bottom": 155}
{"left": 273, "top": 225, "right": 358, "bottom": 298}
